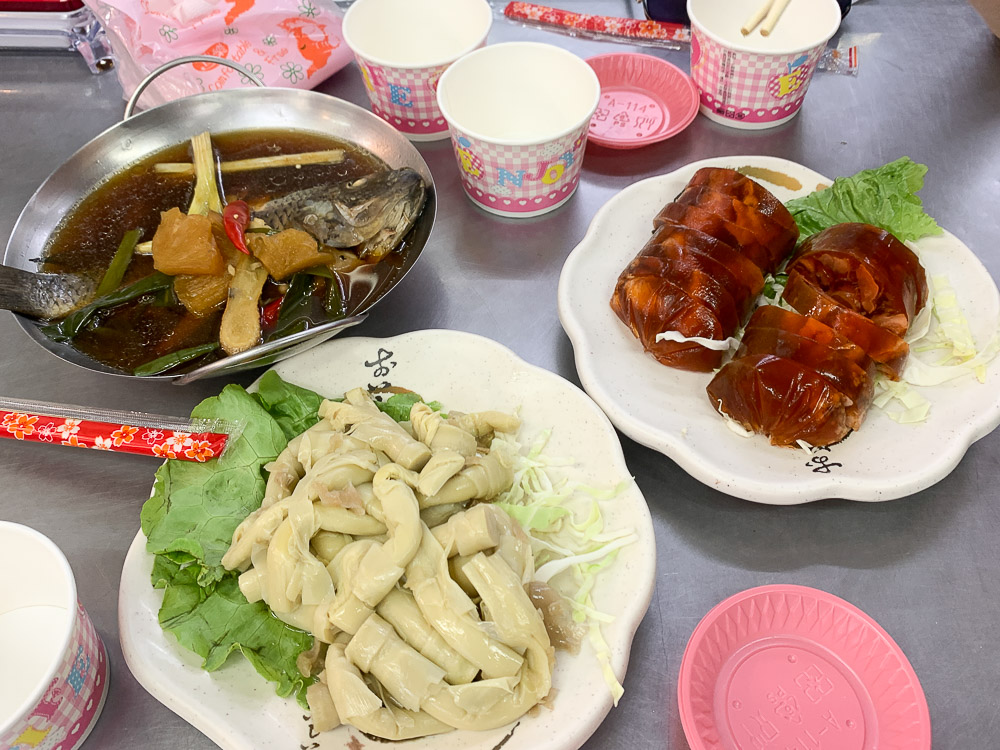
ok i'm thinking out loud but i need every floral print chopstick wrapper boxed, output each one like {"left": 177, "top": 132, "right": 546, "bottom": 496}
{"left": 0, "top": 398, "right": 236, "bottom": 462}
{"left": 502, "top": 2, "right": 858, "bottom": 74}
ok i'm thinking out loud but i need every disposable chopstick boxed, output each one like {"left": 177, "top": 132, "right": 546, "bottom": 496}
{"left": 0, "top": 396, "right": 239, "bottom": 462}
{"left": 760, "top": 0, "right": 793, "bottom": 36}
{"left": 741, "top": 0, "right": 773, "bottom": 35}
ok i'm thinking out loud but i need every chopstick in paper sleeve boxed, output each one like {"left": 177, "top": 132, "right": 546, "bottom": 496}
{"left": 0, "top": 397, "right": 242, "bottom": 462}
{"left": 503, "top": 2, "right": 691, "bottom": 48}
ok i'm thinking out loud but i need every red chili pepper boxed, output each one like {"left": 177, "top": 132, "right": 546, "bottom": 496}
{"left": 260, "top": 296, "right": 283, "bottom": 329}
{"left": 223, "top": 200, "right": 251, "bottom": 255}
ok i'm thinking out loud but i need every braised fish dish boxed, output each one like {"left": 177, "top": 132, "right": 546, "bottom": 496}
{"left": 33, "top": 129, "right": 429, "bottom": 376}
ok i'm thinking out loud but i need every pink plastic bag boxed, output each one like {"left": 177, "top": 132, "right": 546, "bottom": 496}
{"left": 84, "top": 0, "right": 353, "bottom": 108}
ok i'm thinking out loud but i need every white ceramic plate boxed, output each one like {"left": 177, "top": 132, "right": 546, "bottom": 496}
{"left": 119, "top": 329, "right": 656, "bottom": 750}
{"left": 558, "top": 155, "right": 1000, "bottom": 504}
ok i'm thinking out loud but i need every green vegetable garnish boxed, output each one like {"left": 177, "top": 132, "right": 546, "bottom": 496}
{"left": 785, "top": 157, "right": 943, "bottom": 242}
{"left": 323, "top": 274, "right": 346, "bottom": 317}
{"left": 94, "top": 228, "right": 141, "bottom": 298}
{"left": 133, "top": 342, "right": 219, "bottom": 377}
{"left": 42, "top": 271, "right": 174, "bottom": 343}
{"left": 375, "top": 392, "right": 443, "bottom": 422}
{"left": 140, "top": 381, "right": 314, "bottom": 705}
{"left": 155, "top": 568, "right": 314, "bottom": 701}
{"left": 267, "top": 273, "right": 315, "bottom": 340}
{"left": 253, "top": 369, "right": 323, "bottom": 440}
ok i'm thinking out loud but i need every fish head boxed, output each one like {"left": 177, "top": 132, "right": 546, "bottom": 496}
{"left": 334, "top": 168, "right": 427, "bottom": 259}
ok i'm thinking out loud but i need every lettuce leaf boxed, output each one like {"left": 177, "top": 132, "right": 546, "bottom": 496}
{"left": 374, "top": 392, "right": 443, "bottom": 422}
{"left": 140, "top": 376, "right": 324, "bottom": 707}
{"left": 157, "top": 568, "right": 313, "bottom": 700}
{"left": 141, "top": 384, "right": 287, "bottom": 586}
{"left": 253, "top": 369, "right": 323, "bottom": 440}
{"left": 785, "top": 157, "right": 942, "bottom": 242}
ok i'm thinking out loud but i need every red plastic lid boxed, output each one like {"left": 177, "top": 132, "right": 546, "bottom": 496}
{"left": 678, "top": 584, "right": 931, "bottom": 750}
{"left": 585, "top": 53, "right": 698, "bottom": 149}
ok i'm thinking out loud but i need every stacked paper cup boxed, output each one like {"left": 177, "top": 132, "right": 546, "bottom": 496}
{"left": 343, "top": 1, "right": 601, "bottom": 218}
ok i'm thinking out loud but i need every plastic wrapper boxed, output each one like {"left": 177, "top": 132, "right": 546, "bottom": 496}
{"left": 83, "top": 0, "right": 353, "bottom": 108}
{"left": 501, "top": 2, "right": 859, "bottom": 75}
{"left": 502, "top": 1, "right": 688, "bottom": 48}
{"left": 0, "top": 397, "right": 240, "bottom": 461}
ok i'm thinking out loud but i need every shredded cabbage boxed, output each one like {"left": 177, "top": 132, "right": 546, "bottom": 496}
{"left": 491, "top": 429, "right": 636, "bottom": 705}
{"left": 872, "top": 379, "right": 932, "bottom": 423}
{"left": 653, "top": 330, "right": 738, "bottom": 351}
{"left": 870, "top": 274, "right": 1000, "bottom": 421}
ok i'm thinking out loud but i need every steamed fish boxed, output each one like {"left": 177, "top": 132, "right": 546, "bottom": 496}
{"left": 255, "top": 167, "right": 427, "bottom": 260}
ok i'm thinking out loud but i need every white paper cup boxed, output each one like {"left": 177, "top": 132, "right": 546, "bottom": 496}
{"left": 0, "top": 522, "right": 109, "bottom": 750}
{"left": 436, "top": 42, "right": 601, "bottom": 218}
{"left": 342, "top": 0, "right": 493, "bottom": 141}
{"left": 687, "top": 0, "right": 841, "bottom": 129}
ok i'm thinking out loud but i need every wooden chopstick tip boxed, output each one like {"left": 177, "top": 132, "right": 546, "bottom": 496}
{"left": 741, "top": 0, "right": 773, "bottom": 36}
{"left": 760, "top": 0, "right": 792, "bottom": 36}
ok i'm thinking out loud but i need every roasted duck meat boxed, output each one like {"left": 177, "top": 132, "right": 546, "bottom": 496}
{"left": 787, "top": 223, "right": 928, "bottom": 336}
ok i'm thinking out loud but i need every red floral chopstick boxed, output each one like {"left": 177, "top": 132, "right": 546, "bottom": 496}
{"left": 0, "top": 403, "right": 231, "bottom": 462}
{"left": 504, "top": 2, "right": 692, "bottom": 45}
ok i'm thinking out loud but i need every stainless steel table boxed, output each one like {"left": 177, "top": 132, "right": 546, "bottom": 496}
{"left": 2, "top": 1, "right": 999, "bottom": 747}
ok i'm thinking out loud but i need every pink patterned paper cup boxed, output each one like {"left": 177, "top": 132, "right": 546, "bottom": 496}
{"left": 0, "top": 523, "right": 110, "bottom": 750}
{"left": 342, "top": 0, "right": 492, "bottom": 142}
{"left": 437, "top": 42, "right": 601, "bottom": 218}
{"left": 687, "top": 0, "right": 841, "bottom": 129}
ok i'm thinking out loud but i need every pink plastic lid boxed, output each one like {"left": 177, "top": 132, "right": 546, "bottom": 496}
{"left": 678, "top": 584, "right": 931, "bottom": 750}
{"left": 585, "top": 53, "right": 698, "bottom": 149}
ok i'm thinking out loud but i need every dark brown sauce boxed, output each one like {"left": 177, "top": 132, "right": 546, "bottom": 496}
{"left": 42, "top": 130, "right": 397, "bottom": 374}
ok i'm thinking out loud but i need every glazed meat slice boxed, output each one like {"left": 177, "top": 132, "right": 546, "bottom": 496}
{"left": 685, "top": 167, "right": 798, "bottom": 233}
{"left": 641, "top": 224, "right": 765, "bottom": 316}
{"left": 738, "top": 323, "right": 875, "bottom": 430}
{"left": 676, "top": 185, "right": 797, "bottom": 272}
{"left": 611, "top": 258, "right": 728, "bottom": 371}
{"left": 746, "top": 305, "right": 870, "bottom": 369}
{"left": 706, "top": 353, "right": 853, "bottom": 447}
{"left": 654, "top": 203, "right": 775, "bottom": 275}
{"left": 634, "top": 252, "right": 741, "bottom": 332}
{"left": 784, "top": 271, "right": 910, "bottom": 379}
{"left": 789, "top": 223, "right": 928, "bottom": 334}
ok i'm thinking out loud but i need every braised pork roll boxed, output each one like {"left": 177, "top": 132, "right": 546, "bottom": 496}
{"left": 784, "top": 223, "right": 926, "bottom": 379}
{"left": 611, "top": 226, "right": 762, "bottom": 370}
{"left": 707, "top": 353, "right": 854, "bottom": 447}
{"left": 707, "top": 306, "right": 877, "bottom": 446}
{"left": 612, "top": 168, "right": 794, "bottom": 371}
{"left": 653, "top": 167, "right": 799, "bottom": 275}
{"left": 787, "top": 222, "right": 928, "bottom": 336}
{"left": 707, "top": 222, "right": 928, "bottom": 447}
